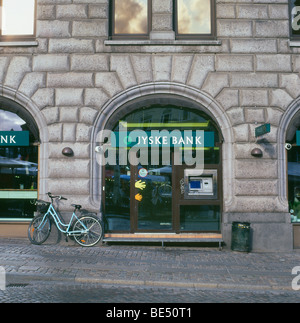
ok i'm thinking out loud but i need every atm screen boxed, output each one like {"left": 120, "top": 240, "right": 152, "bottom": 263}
{"left": 190, "top": 180, "right": 201, "bottom": 190}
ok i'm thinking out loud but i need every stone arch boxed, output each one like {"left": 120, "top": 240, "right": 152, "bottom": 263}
{"left": 90, "top": 82, "right": 234, "bottom": 211}
{"left": 1, "top": 85, "right": 49, "bottom": 197}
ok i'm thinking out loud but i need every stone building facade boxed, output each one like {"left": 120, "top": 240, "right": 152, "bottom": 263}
{"left": 1, "top": 0, "right": 300, "bottom": 251}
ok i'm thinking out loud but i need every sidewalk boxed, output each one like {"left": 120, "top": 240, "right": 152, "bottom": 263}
{"left": 0, "top": 237, "right": 299, "bottom": 292}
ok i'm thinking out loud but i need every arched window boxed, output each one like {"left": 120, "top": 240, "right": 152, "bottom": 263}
{"left": 0, "top": 100, "right": 39, "bottom": 220}
{"left": 287, "top": 110, "right": 300, "bottom": 223}
{"left": 103, "top": 104, "right": 222, "bottom": 233}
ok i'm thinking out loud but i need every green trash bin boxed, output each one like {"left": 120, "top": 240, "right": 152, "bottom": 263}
{"left": 231, "top": 222, "right": 251, "bottom": 252}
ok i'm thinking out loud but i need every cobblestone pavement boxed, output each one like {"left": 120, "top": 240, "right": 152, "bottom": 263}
{"left": 2, "top": 281, "right": 300, "bottom": 304}
{"left": 0, "top": 238, "right": 300, "bottom": 303}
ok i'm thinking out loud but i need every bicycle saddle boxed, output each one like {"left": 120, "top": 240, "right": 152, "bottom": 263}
{"left": 71, "top": 204, "right": 82, "bottom": 210}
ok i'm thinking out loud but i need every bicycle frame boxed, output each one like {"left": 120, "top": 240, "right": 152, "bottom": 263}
{"left": 38, "top": 204, "right": 89, "bottom": 236}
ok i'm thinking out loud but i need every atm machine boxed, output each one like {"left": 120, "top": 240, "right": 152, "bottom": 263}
{"left": 184, "top": 169, "right": 218, "bottom": 200}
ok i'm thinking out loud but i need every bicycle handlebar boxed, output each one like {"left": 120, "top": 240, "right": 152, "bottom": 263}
{"left": 47, "top": 192, "right": 68, "bottom": 201}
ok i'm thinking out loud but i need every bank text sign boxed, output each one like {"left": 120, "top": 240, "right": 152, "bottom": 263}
{"left": 96, "top": 122, "right": 216, "bottom": 168}
{"left": 0, "top": 131, "right": 29, "bottom": 146}
{"left": 113, "top": 130, "right": 215, "bottom": 148}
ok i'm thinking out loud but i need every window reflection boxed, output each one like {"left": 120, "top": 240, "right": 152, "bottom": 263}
{"left": 2, "top": 0, "right": 35, "bottom": 36}
{"left": 288, "top": 140, "right": 300, "bottom": 223}
{"left": 0, "top": 107, "right": 38, "bottom": 219}
{"left": 0, "top": 109, "right": 25, "bottom": 131}
{"left": 177, "top": 0, "right": 211, "bottom": 34}
{"left": 114, "top": 0, "right": 148, "bottom": 34}
{"left": 1, "top": 109, "right": 38, "bottom": 190}
{"left": 0, "top": 146, "right": 38, "bottom": 190}
{"left": 0, "top": 199, "right": 36, "bottom": 219}
{"left": 105, "top": 163, "right": 131, "bottom": 231}
{"left": 290, "top": 0, "right": 300, "bottom": 39}
{"left": 138, "top": 163, "right": 173, "bottom": 231}
{"left": 180, "top": 205, "right": 220, "bottom": 231}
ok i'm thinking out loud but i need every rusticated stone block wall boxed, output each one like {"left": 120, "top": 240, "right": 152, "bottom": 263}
{"left": 0, "top": 0, "right": 298, "bottom": 249}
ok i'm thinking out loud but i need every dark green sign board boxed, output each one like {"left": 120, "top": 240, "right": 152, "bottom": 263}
{"left": 255, "top": 124, "right": 271, "bottom": 138}
{"left": 0, "top": 131, "right": 29, "bottom": 146}
{"left": 297, "top": 131, "right": 300, "bottom": 146}
{"left": 112, "top": 131, "right": 215, "bottom": 148}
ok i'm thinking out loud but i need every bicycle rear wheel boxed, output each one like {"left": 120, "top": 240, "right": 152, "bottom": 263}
{"left": 72, "top": 214, "right": 103, "bottom": 247}
{"left": 28, "top": 215, "right": 51, "bottom": 245}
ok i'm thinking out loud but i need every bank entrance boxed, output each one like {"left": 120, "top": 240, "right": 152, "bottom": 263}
{"left": 102, "top": 105, "right": 222, "bottom": 236}
{"left": 287, "top": 109, "right": 300, "bottom": 248}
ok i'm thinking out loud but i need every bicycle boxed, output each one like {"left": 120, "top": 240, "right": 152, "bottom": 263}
{"left": 28, "top": 192, "right": 103, "bottom": 247}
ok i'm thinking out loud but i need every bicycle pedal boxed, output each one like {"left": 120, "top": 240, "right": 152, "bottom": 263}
{"left": 65, "top": 235, "right": 68, "bottom": 242}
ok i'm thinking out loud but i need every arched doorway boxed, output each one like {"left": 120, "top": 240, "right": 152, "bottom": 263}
{"left": 286, "top": 109, "right": 300, "bottom": 214}
{"left": 0, "top": 97, "right": 39, "bottom": 220}
{"left": 286, "top": 109, "right": 300, "bottom": 247}
{"left": 91, "top": 83, "right": 234, "bottom": 244}
{"left": 102, "top": 104, "right": 223, "bottom": 234}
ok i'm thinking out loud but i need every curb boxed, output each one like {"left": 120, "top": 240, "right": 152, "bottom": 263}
{"left": 7, "top": 272, "right": 292, "bottom": 292}
{"left": 75, "top": 276, "right": 293, "bottom": 291}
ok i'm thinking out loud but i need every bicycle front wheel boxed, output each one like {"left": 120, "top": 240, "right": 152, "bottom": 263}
{"left": 28, "top": 215, "right": 51, "bottom": 245}
{"left": 72, "top": 215, "right": 103, "bottom": 247}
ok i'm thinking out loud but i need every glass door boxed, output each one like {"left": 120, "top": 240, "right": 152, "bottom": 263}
{"left": 104, "top": 163, "right": 131, "bottom": 231}
{"left": 133, "top": 162, "right": 173, "bottom": 232}
{"left": 104, "top": 157, "right": 173, "bottom": 233}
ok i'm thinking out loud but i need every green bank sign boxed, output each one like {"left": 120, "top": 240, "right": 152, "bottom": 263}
{"left": 255, "top": 123, "right": 271, "bottom": 138}
{"left": 111, "top": 131, "right": 215, "bottom": 148}
{"left": 0, "top": 131, "right": 29, "bottom": 146}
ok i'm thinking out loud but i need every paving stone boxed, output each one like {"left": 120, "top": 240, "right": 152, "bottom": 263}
{"left": 0, "top": 238, "right": 298, "bottom": 304}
